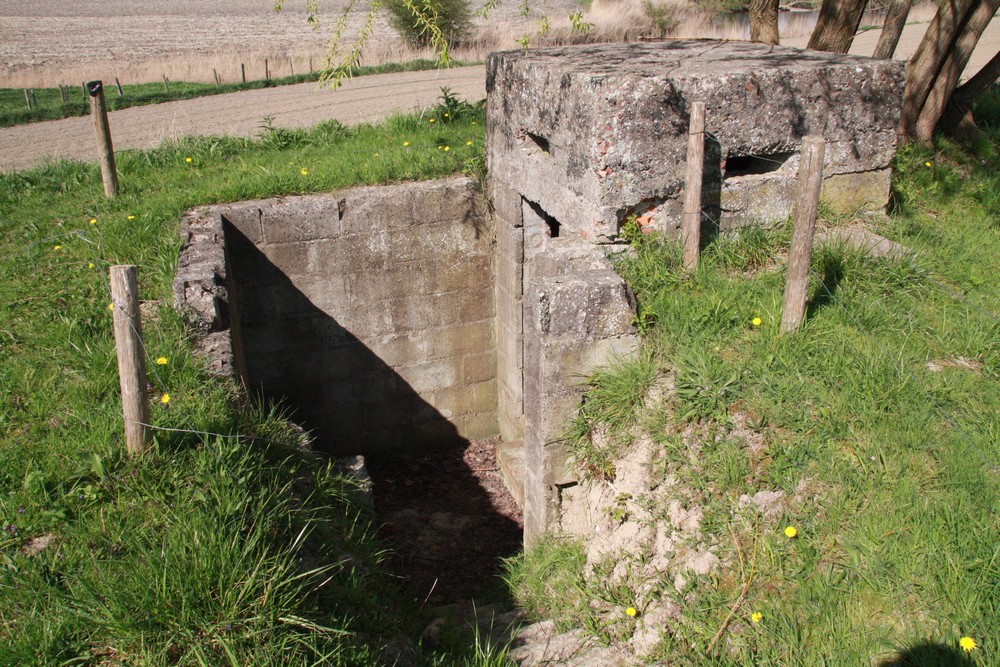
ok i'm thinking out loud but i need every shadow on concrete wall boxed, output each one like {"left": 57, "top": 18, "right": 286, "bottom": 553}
{"left": 223, "top": 219, "right": 466, "bottom": 457}
{"left": 222, "top": 220, "right": 522, "bottom": 602}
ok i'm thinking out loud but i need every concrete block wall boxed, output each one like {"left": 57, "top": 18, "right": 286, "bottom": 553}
{"left": 175, "top": 177, "right": 497, "bottom": 455}
{"left": 487, "top": 40, "right": 905, "bottom": 242}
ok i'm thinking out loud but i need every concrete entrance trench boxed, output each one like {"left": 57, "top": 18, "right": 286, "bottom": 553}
{"left": 175, "top": 41, "right": 905, "bottom": 598}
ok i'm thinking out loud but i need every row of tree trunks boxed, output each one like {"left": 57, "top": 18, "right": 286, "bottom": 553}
{"left": 913, "top": 0, "right": 1000, "bottom": 141}
{"left": 872, "top": 0, "right": 911, "bottom": 59}
{"left": 898, "top": 0, "right": 981, "bottom": 136}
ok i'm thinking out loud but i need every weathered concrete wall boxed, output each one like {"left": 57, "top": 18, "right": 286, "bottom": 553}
{"left": 175, "top": 177, "right": 497, "bottom": 455}
{"left": 487, "top": 40, "right": 905, "bottom": 242}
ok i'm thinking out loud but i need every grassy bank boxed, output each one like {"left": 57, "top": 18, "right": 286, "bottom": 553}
{"left": 0, "top": 95, "right": 501, "bottom": 665}
{"left": 506, "top": 108, "right": 999, "bottom": 664}
{"left": 0, "top": 59, "right": 479, "bottom": 129}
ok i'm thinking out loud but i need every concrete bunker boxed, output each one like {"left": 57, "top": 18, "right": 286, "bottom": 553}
{"left": 175, "top": 40, "right": 905, "bottom": 556}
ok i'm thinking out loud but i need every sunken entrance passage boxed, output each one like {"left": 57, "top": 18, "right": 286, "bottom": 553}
{"left": 176, "top": 177, "right": 498, "bottom": 455}
{"left": 174, "top": 177, "right": 521, "bottom": 602}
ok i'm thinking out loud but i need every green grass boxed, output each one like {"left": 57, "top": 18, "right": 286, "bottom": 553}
{"left": 0, "top": 94, "right": 499, "bottom": 665}
{"left": 0, "top": 59, "right": 480, "bottom": 129}
{"left": 509, "top": 111, "right": 1000, "bottom": 664}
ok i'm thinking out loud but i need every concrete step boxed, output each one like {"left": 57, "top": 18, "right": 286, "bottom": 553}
{"left": 495, "top": 439, "right": 524, "bottom": 509}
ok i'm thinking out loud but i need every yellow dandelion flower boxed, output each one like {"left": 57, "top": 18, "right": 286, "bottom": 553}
{"left": 428, "top": 118, "right": 436, "bottom": 123}
{"left": 471, "top": 121, "right": 477, "bottom": 125}
{"left": 155, "top": 357, "right": 168, "bottom": 366}
{"left": 404, "top": 141, "right": 410, "bottom": 147}
{"left": 751, "top": 612, "right": 763, "bottom": 624}
{"left": 784, "top": 526, "right": 798, "bottom": 539}
{"left": 959, "top": 637, "right": 976, "bottom": 652}
{"left": 752, "top": 316, "right": 763, "bottom": 327}
{"left": 89, "top": 218, "right": 97, "bottom": 225}
{"left": 438, "top": 146, "right": 444, "bottom": 150}
{"left": 108, "top": 302, "right": 114, "bottom": 311}
{"left": 444, "top": 146, "right": 450, "bottom": 151}
{"left": 300, "top": 168, "right": 308, "bottom": 176}
{"left": 88, "top": 262, "right": 95, "bottom": 269}
{"left": 53, "top": 245, "right": 61, "bottom": 251}
{"left": 127, "top": 215, "right": 135, "bottom": 221}
{"left": 443, "top": 113, "right": 449, "bottom": 117}
{"left": 924, "top": 161, "right": 932, "bottom": 167}
{"left": 373, "top": 153, "right": 379, "bottom": 157}
{"left": 160, "top": 393, "right": 170, "bottom": 404}
{"left": 467, "top": 141, "right": 473, "bottom": 145}
{"left": 185, "top": 157, "right": 193, "bottom": 163}
{"left": 625, "top": 607, "right": 637, "bottom": 617}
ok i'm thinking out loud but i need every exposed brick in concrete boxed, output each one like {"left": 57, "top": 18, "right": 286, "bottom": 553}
{"left": 175, "top": 177, "right": 496, "bottom": 455}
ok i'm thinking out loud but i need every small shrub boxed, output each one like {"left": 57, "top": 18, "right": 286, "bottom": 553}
{"left": 384, "top": 0, "right": 472, "bottom": 48}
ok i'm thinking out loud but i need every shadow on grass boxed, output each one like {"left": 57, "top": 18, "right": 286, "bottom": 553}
{"left": 879, "top": 642, "right": 977, "bottom": 667}
{"left": 806, "top": 247, "right": 846, "bottom": 318}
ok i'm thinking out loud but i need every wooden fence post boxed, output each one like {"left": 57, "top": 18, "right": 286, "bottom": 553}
{"left": 682, "top": 101, "right": 706, "bottom": 272}
{"left": 265, "top": 58, "right": 270, "bottom": 80}
{"left": 289, "top": 59, "right": 294, "bottom": 77}
{"left": 780, "top": 135, "right": 826, "bottom": 334}
{"left": 115, "top": 77, "right": 124, "bottom": 96}
{"left": 110, "top": 265, "right": 151, "bottom": 456}
{"left": 23, "top": 89, "right": 32, "bottom": 111}
{"left": 241, "top": 62, "right": 246, "bottom": 83}
{"left": 213, "top": 68, "right": 220, "bottom": 86}
{"left": 82, "top": 81, "right": 88, "bottom": 100}
{"left": 309, "top": 57, "right": 313, "bottom": 73}
{"left": 87, "top": 81, "right": 119, "bottom": 197}
{"left": 161, "top": 75, "right": 170, "bottom": 93}
{"left": 59, "top": 85, "right": 68, "bottom": 103}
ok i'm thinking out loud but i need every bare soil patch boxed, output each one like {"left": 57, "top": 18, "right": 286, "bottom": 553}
{"left": 365, "top": 436, "right": 524, "bottom": 605}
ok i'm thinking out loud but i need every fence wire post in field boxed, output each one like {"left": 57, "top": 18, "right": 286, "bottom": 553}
{"left": 241, "top": 63, "right": 246, "bottom": 83}
{"left": 265, "top": 58, "right": 270, "bottom": 80}
{"left": 115, "top": 77, "right": 123, "bottom": 96}
{"left": 59, "top": 85, "right": 68, "bottom": 103}
{"left": 81, "top": 81, "right": 87, "bottom": 100}
{"left": 309, "top": 57, "right": 313, "bottom": 73}
{"left": 213, "top": 68, "right": 220, "bottom": 86}
{"left": 87, "top": 80, "right": 119, "bottom": 198}
{"left": 110, "top": 265, "right": 152, "bottom": 456}
{"left": 161, "top": 74, "right": 170, "bottom": 93}
{"left": 781, "top": 135, "right": 826, "bottom": 334}
{"left": 23, "top": 89, "right": 32, "bottom": 111}
{"left": 682, "top": 101, "right": 706, "bottom": 272}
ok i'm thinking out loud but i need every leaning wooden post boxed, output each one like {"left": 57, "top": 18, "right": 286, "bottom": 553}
{"left": 241, "top": 63, "right": 246, "bottom": 83}
{"left": 87, "top": 80, "right": 119, "bottom": 197}
{"left": 110, "top": 265, "right": 151, "bottom": 456}
{"left": 213, "top": 68, "right": 220, "bottom": 86}
{"left": 161, "top": 75, "right": 170, "bottom": 94}
{"left": 114, "top": 77, "right": 124, "bottom": 96}
{"left": 23, "top": 89, "right": 32, "bottom": 111}
{"left": 780, "top": 135, "right": 826, "bottom": 334}
{"left": 682, "top": 101, "right": 706, "bottom": 272}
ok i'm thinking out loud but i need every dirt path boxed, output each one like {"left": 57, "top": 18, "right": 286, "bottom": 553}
{"left": 0, "top": 66, "right": 486, "bottom": 173}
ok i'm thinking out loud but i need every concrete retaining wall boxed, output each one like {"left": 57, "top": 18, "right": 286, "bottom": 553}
{"left": 174, "top": 177, "right": 497, "bottom": 455}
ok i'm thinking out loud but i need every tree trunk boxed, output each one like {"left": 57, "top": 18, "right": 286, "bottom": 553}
{"left": 898, "top": 0, "right": 980, "bottom": 137}
{"left": 807, "top": 0, "right": 870, "bottom": 53}
{"left": 938, "top": 50, "right": 1000, "bottom": 141}
{"left": 872, "top": 0, "right": 911, "bottom": 59}
{"left": 914, "top": 0, "right": 1000, "bottom": 142}
{"left": 750, "top": 0, "right": 780, "bottom": 44}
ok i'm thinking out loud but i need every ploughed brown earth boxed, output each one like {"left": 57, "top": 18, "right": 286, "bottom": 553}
{"left": 365, "top": 436, "right": 524, "bottom": 604}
